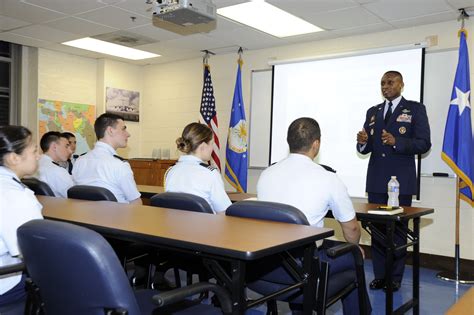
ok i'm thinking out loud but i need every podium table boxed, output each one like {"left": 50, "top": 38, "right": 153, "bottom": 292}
{"left": 350, "top": 203, "right": 434, "bottom": 315}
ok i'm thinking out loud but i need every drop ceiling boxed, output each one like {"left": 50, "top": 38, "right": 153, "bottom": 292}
{"left": 0, "top": 0, "right": 472, "bottom": 64}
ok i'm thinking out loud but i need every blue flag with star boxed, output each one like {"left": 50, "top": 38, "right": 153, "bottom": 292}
{"left": 442, "top": 30, "right": 474, "bottom": 206}
{"left": 225, "top": 59, "right": 248, "bottom": 192}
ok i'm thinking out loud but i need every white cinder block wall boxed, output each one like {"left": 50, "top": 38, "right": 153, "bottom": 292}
{"left": 24, "top": 19, "right": 473, "bottom": 259}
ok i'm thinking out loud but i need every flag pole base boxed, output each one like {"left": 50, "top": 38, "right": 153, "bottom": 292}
{"left": 436, "top": 271, "right": 474, "bottom": 284}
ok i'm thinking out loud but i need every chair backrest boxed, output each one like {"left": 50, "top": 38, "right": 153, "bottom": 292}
{"left": 226, "top": 200, "right": 309, "bottom": 285}
{"left": 21, "top": 178, "right": 55, "bottom": 197}
{"left": 18, "top": 219, "right": 140, "bottom": 315}
{"left": 226, "top": 200, "right": 310, "bottom": 225}
{"left": 67, "top": 185, "right": 117, "bottom": 202}
{"left": 150, "top": 192, "right": 213, "bottom": 214}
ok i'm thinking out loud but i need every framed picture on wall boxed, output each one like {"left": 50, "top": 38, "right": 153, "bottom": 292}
{"left": 105, "top": 87, "right": 140, "bottom": 122}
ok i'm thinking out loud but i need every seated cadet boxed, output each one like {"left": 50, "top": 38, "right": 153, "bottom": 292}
{"left": 73, "top": 113, "right": 141, "bottom": 204}
{"left": 37, "top": 131, "right": 74, "bottom": 198}
{"left": 61, "top": 132, "right": 78, "bottom": 175}
{"left": 0, "top": 126, "right": 43, "bottom": 314}
{"left": 165, "top": 122, "right": 231, "bottom": 213}
{"left": 257, "top": 117, "right": 371, "bottom": 315}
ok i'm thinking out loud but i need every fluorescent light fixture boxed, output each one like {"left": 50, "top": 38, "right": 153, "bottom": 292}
{"left": 62, "top": 37, "right": 160, "bottom": 60}
{"left": 217, "top": 0, "right": 323, "bottom": 38}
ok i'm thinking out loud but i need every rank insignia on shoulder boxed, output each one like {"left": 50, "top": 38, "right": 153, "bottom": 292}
{"left": 200, "top": 162, "right": 217, "bottom": 171}
{"left": 113, "top": 154, "right": 127, "bottom": 162}
{"left": 79, "top": 152, "right": 88, "bottom": 156}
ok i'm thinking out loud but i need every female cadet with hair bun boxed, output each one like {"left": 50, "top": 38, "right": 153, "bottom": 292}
{"left": 0, "top": 125, "right": 43, "bottom": 313}
{"left": 165, "top": 122, "right": 231, "bottom": 213}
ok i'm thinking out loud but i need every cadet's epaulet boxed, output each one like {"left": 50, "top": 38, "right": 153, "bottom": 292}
{"left": 113, "top": 154, "right": 127, "bottom": 162}
{"left": 319, "top": 164, "right": 336, "bottom": 173}
{"left": 200, "top": 162, "right": 217, "bottom": 171}
{"left": 80, "top": 152, "right": 87, "bottom": 156}
{"left": 12, "top": 177, "right": 27, "bottom": 189}
{"left": 52, "top": 161, "right": 60, "bottom": 166}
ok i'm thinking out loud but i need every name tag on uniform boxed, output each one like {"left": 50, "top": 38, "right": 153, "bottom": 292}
{"left": 396, "top": 114, "right": 412, "bottom": 123}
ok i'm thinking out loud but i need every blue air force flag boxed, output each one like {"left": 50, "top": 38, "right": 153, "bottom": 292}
{"left": 442, "top": 30, "right": 474, "bottom": 205}
{"left": 225, "top": 60, "right": 248, "bottom": 192}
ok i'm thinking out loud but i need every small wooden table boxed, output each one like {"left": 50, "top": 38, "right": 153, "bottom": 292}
{"left": 351, "top": 203, "right": 434, "bottom": 315}
{"left": 37, "top": 196, "right": 333, "bottom": 314}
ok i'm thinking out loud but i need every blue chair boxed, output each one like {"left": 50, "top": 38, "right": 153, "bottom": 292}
{"left": 21, "top": 178, "right": 55, "bottom": 197}
{"left": 18, "top": 219, "right": 232, "bottom": 315}
{"left": 150, "top": 192, "right": 214, "bottom": 214}
{"left": 226, "top": 200, "right": 369, "bottom": 315}
{"left": 67, "top": 185, "right": 117, "bottom": 201}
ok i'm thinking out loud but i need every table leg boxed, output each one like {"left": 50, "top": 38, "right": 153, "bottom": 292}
{"left": 385, "top": 221, "right": 395, "bottom": 315}
{"left": 413, "top": 218, "right": 420, "bottom": 315}
{"left": 230, "top": 260, "right": 246, "bottom": 315}
{"left": 302, "top": 244, "right": 317, "bottom": 315}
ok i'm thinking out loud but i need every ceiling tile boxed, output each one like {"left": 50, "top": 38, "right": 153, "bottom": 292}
{"left": 303, "top": 6, "right": 384, "bottom": 30}
{"left": 332, "top": 22, "right": 394, "bottom": 37}
{"left": 364, "top": 0, "right": 454, "bottom": 21}
{"left": 112, "top": 0, "right": 156, "bottom": 18}
{"left": 11, "top": 25, "right": 81, "bottom": 43}
{"left": 390, "top": 11, "right": 459, "bottom": 28}
{"left": 0, "top": 14, "right": 31, "bottom": 31}
{"left": 215, "top": 0, "right": 248, "bottom": 9}
{"left": 126, "top": 24, "right": 182, "bottom": 41}
{"left": 282, "top": 29, "right": 338, "bottom": 44}
{"left": 209, "top": 27, "right": 286, "bottom": 50}
{"left": 446, "top": 0, "right": 474, "bottom": 10}
{"left": 77, "top": 6, "right": 150, "bottom": 30}
{"left": 0, "top": 0, "right": 65, "bottom": 24}
{"left": 23, "top": 0, "right": 107, "bottom": 15}
{"left": 44, "top": 17, "right": 118, "bottom": 36}
{"left": 0, "top": 32, "right": 50, "bottom": 47}
{"left": 159, "top": 33, "right": 234, "bottom": 51}
{"left": 270, "top": 0, "right": 361, "bottom": 14}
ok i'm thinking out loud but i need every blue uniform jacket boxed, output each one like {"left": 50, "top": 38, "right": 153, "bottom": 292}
{"left": 358, "top": 97, "right": 431, "bottom": 195}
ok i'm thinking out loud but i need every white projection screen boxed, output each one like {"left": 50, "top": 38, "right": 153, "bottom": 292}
{"left": 271, "top": 48, "right": 423, "bottom": 197}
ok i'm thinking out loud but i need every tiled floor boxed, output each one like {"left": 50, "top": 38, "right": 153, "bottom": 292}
{"left": 245, "top": 260, "right": 472, "bottom": 314}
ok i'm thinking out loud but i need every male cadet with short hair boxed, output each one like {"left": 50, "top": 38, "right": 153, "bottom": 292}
{"left": 37, "top": 131, "right": 74, "bottom": 198}
{"left": 257, "top": 117, "right": 371, "bottom": 315}
{"left": 61, "top": 132, "right": 78, "bottom": 174}
{"left": 73, "top": 113, "right": 142, "bottom": 204}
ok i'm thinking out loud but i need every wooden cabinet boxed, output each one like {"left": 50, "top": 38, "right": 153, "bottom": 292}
{"left": 128, "top": 159, "right": 176, "bottom": 186}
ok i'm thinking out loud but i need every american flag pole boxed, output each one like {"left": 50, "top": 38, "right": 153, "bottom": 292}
{"left": 199, "top": 50, "right": 222, "bottom": 170}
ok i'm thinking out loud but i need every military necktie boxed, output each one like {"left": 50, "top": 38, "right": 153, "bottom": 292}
{"left": 384, "top": 101, "right": 393, "bottom": 125}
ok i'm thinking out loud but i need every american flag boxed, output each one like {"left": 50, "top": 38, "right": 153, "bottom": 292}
{"left": 200, "top": 64, "right": 221, "bottom": 170}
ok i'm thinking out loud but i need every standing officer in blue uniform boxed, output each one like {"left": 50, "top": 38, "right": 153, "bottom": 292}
{"left": 356, "top": 71, "right": 431, "bottom": 291}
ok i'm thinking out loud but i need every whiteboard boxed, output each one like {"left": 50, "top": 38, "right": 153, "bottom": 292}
{"left": 422, "top": 49, "right": 457, "bottom": 176}
{"left": 248, "top": 49, "right": 459, "bottom": 176}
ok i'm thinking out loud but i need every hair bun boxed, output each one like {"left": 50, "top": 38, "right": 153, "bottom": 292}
{"left": 176, "top": 137, "right": 191, "bottom": 153}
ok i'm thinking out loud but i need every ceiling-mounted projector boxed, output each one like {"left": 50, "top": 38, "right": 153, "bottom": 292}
{"left": 152, "top": 0, "right": 217, "bottom": 35}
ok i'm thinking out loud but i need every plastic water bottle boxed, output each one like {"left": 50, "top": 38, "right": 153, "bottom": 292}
{"left": 387, "top": 176, "right": 400, "bottom": 207}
